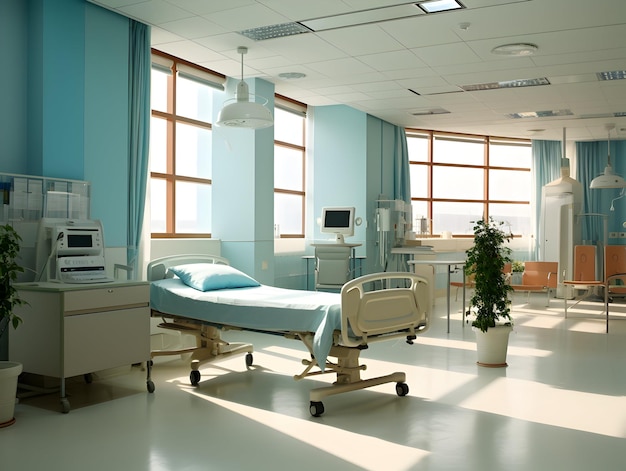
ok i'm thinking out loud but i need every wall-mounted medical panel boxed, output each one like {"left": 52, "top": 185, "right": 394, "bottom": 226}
{"left": 0, "top": 172, "right": 90, "bottom": 223}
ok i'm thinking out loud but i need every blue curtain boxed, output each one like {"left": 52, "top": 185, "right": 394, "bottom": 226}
{"left": 531, "top": 140, "right": 562, "bottom": 258}
{"left": 577, "top": 141, "right": 610, "bottom": 245}
{"left": 393, "top": 126, "right": 411, "bottom": 204}
{"left": 127, "top": 20, "right": 151, "bottom": 278}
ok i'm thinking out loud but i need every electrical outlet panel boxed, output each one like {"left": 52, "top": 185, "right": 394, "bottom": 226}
{"left": 620, "top": 232, "right": 626, "bottom": 238}
{"left": 609, "top": 232, "right": 618, "bottom": 238}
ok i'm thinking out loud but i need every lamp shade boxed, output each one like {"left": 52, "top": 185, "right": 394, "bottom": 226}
{"left": 589, "top": 165, "right": 626, "bottom": 189}
{"left": 216, "top": 100, "right": 273, "bottom": 128}
{"left": 215, "top": 47, "right": 274, "bottom": 129}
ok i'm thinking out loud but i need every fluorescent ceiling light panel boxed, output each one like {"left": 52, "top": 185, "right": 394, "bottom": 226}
{"left": 506, "top": 110, "right": 573, "bottom": 119}
{"left": 410, "top": 108, "right": 450, "bottom": 116}
{"left": 461, "top": 77, "right": 549, "bottom": 91}
{"left": 301, "top": 4, "right": 424, "bottom": 31}
{"left": 419, "top": 0, "right": 464, "bottom": 13}
{"left": 239, "top": 22, "right": 312, "bottom": 41}
{"left": 597, "top": 70, "right": 626, "bottom": 81}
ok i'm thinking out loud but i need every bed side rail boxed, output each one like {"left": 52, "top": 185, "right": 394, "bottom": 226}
{"left": 340, "top": 272, "right": 430, "bottom": 347}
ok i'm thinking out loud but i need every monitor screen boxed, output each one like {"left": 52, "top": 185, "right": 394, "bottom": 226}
{"left": 320, "top": 207, "right": 355, "bottom": 241}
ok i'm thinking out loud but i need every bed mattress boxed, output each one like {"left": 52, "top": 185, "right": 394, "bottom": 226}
{"left": 150, "top": 279, "right": 343, "bottom": 366}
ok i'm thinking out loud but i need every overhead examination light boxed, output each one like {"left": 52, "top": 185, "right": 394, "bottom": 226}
{"left": 590, "top": 124, "right": 626, "bottom": 189}
{"left": 215, "top": 47, "right": 273, "bottom": 129}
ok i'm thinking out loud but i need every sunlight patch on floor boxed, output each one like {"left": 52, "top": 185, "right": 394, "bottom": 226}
{"left": 184, "top": 389, "right": 430, "bottom": 471}
{"left": 459, "top": 376, "right": 626, "bottom": 438}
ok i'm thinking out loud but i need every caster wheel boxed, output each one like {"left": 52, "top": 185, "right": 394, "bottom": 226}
{"left": 190, "top": 370, "right": 201, "bottom": 386}
{"left": 245, "top": 353, "right": 253, "bottom": 367}
{"left": 61, "top": 398, "right": 71, "bottom": 414}
{"left": 310, "top": 401, "right": 324, "bottom": 417}
{"left": 395, "top": 382, "right": 409, "bottom": 397}
{"left": 147, "top": 380, "right": 155, "bottom": 393}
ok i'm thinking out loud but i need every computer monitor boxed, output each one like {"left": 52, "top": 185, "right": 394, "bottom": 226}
{"left": 320, "top": 207, "right": 355, "bottom": 243}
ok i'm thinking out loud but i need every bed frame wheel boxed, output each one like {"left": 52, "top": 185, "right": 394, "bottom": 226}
{"left": 147, "top": 380, "right": 155, "bottom": 393}
{"left": 60, "top": 397, "right": 70, "bottom": 414}
{"left": 395, "top": 382, "right": 409, "bottom": 397}
{"left": 245, "top": 353, "right": 253, "bottom": 367}
{"left": 190, "top": 370, "right": 201, "bottom": 386}
{"left": 309, "top": 401, "right": 325, "bottom": 417}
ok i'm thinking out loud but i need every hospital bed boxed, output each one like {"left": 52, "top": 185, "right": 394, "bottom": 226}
{"left": 147, "top": 254, "right": 430, "bottom": 416}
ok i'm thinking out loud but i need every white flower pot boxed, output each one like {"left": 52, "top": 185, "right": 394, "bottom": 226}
{"left": 0, "top": 361, "right": 22, "bottom": 428}
{"left": 473, "top": 325, "right": 512, "bottom": 367}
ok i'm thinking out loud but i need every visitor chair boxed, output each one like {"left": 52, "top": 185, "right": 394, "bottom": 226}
{"left": 510, "top": 261, "right": 558, "bottom": 306}
{"left": 562, "top": 245, "right": 605, "bottom": 318}
{"left": 314, "top": 245, "right": 352, "bottom": 292}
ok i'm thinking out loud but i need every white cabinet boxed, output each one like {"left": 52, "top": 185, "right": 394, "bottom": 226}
{"left": 10, "top": 281, "right": 153, "bottom": 412}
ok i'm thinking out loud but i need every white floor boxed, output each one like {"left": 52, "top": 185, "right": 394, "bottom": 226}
{"left": 2, "top": 294, "right": 626, "bottom": 471}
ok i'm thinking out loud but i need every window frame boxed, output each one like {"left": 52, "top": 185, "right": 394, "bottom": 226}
{"left": 406, "top": 129, "right": 531, "bottom": 237}
{"left": 149, "top": 50, "right": 224, "bottom": 239}
{"left": 274, "top": 96, "right": 307, "bottom": 238}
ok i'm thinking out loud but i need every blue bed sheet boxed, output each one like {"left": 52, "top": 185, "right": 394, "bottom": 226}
{"left": 150, "top": 279, "right": 343, "bottom": 369}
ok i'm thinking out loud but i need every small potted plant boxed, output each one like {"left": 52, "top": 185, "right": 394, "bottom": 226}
{"left": 511, "top": 261, "right": 525, "bottom": 285}
{"left": 464, "top": 218, "right": 513, "bottom": 367}
{"left": 0, "top": 224, "right": 25, "bottom": 427}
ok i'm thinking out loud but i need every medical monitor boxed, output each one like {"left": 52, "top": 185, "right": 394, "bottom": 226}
{"left": 320, "top": 207, "right": 355, "bottom": 243}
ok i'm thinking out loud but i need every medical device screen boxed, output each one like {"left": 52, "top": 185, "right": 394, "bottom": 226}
{"left": 321, "top": 207, "right": 355, "bottom": 239}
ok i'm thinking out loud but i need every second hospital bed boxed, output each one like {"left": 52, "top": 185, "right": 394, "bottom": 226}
{"left": 147, "top": 254, "right": 430, "bottom": 416}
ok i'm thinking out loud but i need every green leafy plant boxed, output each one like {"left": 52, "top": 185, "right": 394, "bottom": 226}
{"left": 0, "top": 224, "right": 25, "bottom": 339}
{"left": 511, "top": 261, "right": 525, "bottom": 273}
{"left": 464, "top": 218, "right": 513, "bottom": 332}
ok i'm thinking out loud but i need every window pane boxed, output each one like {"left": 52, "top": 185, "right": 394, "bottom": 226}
{"left": 151, "top": 68, "right": 168, "bottom": 113}
{"left": 410, "top": 164, "right": 428, "bottom": 198}
{"left": 433, "top": 136, "right": 484, "bottom": 165}
{"left": 407, "top": 134, "right": 429, "bottom": 162}
{"left": 411, "top": 201, "right": 429, "bottom": 234}
{"left": 275, "top": 146, "right": 303, "bottom": 191}
{"left": 175, "top": 181, "right": 211, "bottom": 234}
{"left": 274, "top": 193, "right": 303, "bottom": 235}
{"left": 175, "top": 123, "right": 212, "bottom": 179}
{"left": 274, "top": 108, "right": 304, "bottom": 145}
{"left": 176, "top": 75, "right": 213, "bottom": 123}
{"left": 150, "top": 117, "right": 168, "bottom": 174}
{"left": 490, "top": 142, "right": 531, "bottom": 167}
{"left": 432, "top": 202, "right": 483, "bottom": 235}
{"left": 489, "top": 169, "right": 530, "bottom": 201}
{"left": 150, "top": 178, "right": 167, "bottom": 233}
{"left": 489, "top": 203, "right": 531, "bottom": 236}
{"left": 432, "top": 166, "right": 483, "bottom": 199}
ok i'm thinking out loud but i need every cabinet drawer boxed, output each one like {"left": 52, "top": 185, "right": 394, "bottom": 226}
{"left": 64, "top": 285, "right": 149, "bottom": 314}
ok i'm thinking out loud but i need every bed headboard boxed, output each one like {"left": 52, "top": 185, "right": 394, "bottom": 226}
{"left": 146, "top": 254, "right": 230, "bottom": 281}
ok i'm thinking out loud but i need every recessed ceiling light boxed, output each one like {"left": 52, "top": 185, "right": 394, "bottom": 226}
{"left": 239, "top": 22, "right": 312, "bottom": 41}
{"left": 506, "top": 110, "right": 573, "bottom": 119}
{"left": 491, "top": 43, "right": 538, "bottom": 56}
{"left": 419, "top": 0, "right": 464, "bottom": 14}
{"left": 597, "top": 70, "right": 626, "bottom": 80}
{"left": 461, "top": 77, "right": 549, "bottom": 91}
{"left": 278, "top": 72, "right": 306, "bottom": 79}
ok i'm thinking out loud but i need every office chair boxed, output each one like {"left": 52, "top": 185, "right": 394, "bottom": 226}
{"left": 314, "top": 245, "right": 352, "bottom": 291}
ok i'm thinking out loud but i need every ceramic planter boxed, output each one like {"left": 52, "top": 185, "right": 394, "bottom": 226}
{"left": 0, "top": 361, "right": 22, "bottom": 427}
{"left": 473, "top": 325, "right": 512, "bottom": 367}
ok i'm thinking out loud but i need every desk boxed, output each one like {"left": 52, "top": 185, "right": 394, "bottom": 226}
{"left": 408, "top": 260, "right": 466, "bottom": 333}
{"left": 10, "top": 281, "right": 154, "bottom": 413}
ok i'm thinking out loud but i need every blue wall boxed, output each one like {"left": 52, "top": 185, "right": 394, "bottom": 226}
{"left": 0, "top": 0, "right": 130, "bottom": 248}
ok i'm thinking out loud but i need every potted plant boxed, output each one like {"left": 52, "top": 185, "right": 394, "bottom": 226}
{"left": 511, "top": 261, "right": 524, "bottom": 285}
{"left": 0, "top": 224, "right": 25, "bottom": 427}
{"left": 465, "top": 218, "right": 513, "bottom": 367}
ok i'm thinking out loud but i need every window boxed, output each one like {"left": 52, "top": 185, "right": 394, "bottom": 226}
{"left": 149, "top": 51, "right": 224, "bottom": 238}
{"left": 407, "top": 130, "right": 531, "bottom": 236}
{"left": 274, "top": 97, "right": 306, "bottom": 238}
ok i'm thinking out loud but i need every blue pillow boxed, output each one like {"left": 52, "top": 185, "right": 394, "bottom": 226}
{"left": 168, "top": 263, "right": 260, "bottom": 292}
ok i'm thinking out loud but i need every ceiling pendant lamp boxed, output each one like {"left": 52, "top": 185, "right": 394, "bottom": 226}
{"left": 215, "top": 46, "right": 273, "bottom": 129}
{"left": 590, "top": 124, "right": 626, "bottom": 189}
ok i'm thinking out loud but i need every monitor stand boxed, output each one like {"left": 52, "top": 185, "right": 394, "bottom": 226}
{"left": 335, "top": 234, "right": 345, "bottom": 244}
